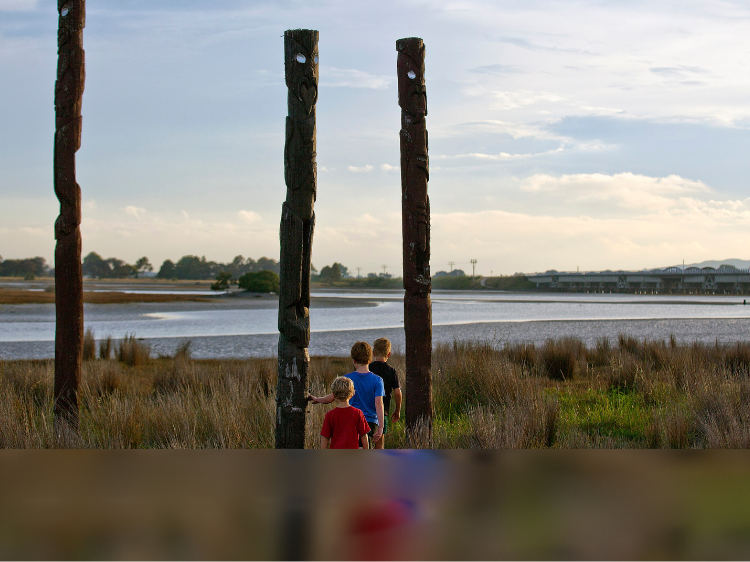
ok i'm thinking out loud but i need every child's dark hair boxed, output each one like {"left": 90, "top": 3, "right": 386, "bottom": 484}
{"left": 351, "top": 341, "right": 373, "bottom": 365}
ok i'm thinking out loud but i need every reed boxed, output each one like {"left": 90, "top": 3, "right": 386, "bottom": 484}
{"left": 4, "top": 335, "right": 750, "bottom": 448}
{"left": 116, "top": 334, "right": 151, "bottom": 367}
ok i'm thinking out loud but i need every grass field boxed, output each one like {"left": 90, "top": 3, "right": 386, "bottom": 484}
{"left": 3, "top": 334, "right": 750, "bottom": 448}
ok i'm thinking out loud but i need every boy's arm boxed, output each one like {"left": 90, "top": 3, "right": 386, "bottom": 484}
{"left": 360, "top": 433, "right": 369, "bottom": 449}
{"left": 320, "top": 435, "right": 330, "bottom": 449}
{"left": 391, "top": 388, "right": 402, "bottom": 422}
{"left": 310, "top": 393, "right": 335, "bottom": 404}
{"left": 373, "top": 396, "right": 384, "bottom": 442}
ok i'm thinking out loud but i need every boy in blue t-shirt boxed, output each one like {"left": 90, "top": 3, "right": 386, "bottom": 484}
{"left": 310, "top": 341, "right": 385, "bottom": 446}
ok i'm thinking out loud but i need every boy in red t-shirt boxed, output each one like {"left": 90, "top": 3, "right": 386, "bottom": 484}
{"left": 320, "top": 377, "right": 370, "bottom": 449}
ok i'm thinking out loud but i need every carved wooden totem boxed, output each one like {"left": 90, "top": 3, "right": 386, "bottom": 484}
{"left": 276, "top": 29, "right": 319, "bottom": 448}
{"left": 397, "top": 37, "right": 433, "bottom": 436}
{"left": 54, "top": 0, "right": 85, "bottom": 430}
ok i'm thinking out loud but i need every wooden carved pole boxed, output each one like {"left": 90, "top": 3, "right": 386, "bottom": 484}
{"left": 397, "top": 37, "right": 433, "bottom": 437}
{"left": 276, "top": 29, "right": 319, "bottom": 449}
{"left": 54, "top": 0, "right": 85, "bottom": 430}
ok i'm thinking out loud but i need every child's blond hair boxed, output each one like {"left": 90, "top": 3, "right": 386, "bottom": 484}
{"left": 373, "top": 338, "right": 391, "bottom": 357}
{"left": 331, "top": 376, "right": 355, "bottom": 401}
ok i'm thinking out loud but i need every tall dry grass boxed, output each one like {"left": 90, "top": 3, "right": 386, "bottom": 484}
{"left": 6, "top": 335, "right": 750, "bottom": 448}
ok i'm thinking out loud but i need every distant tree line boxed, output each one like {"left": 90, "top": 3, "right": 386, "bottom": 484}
{"left": 311, "top": 262, "right": 348, "bottom": 283}
{"left": 433, "top": 269, "right": 466, "bottom": 278}
{"left": 0, "top": 256, "right": 51, "bottom": 279}
{"left": 82, "top": 253, "right": 153, "bottom": 279}
{"left": 158, "top": 255, "right": 280, "bottom": 280}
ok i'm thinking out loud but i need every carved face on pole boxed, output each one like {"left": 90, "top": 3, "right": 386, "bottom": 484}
{"left": 284, "top": 32, "right": 319, "bottom": 220}
{"left": 397, "top": 39, "right": 427, "bottom": 123}
{"left": 285, "top": 36, "right": 319, "bottom": 116}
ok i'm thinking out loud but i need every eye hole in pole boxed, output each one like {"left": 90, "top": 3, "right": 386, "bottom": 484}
{"left": 314, "top": 55, "right": 319, "bottom": 64}
{"left": 407, "top": 70, "right": 416, "bottom": 79}
{"left": 296, "top": 53, "right": 306, "bottom": 63}
{"left": 61, "top": 5, "right": 69, "bottom": 16}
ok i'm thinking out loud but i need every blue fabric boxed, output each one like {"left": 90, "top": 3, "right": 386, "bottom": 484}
{"left": 345, "top": 371, "right": 385, "bottom": 424}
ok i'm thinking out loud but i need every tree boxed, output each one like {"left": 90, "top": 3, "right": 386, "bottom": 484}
{"left": 211, "top": 271, "right": 232, "bottom": 291}
{"left": 256, "top": 256, "right": 280, "bottom": 274}
{"left": 82, "top": 252, "right": 110, "bottom": 278}
{"left": 106, "top": 257, "right": 136, "bottom": 278}
{"left": 0, "top": 257, "right": 50, "bottom": 277}
{"left": 157, "top": 259, "right": 176, "bottom": 279}
{"left": 135, "top": 256, "right": 153, "bottom": 277}
{"left": 238, "top": 270, "right": 279, "bottom": 293}
{"left": 319, "top": 263, "right": 343, "bottom": 283}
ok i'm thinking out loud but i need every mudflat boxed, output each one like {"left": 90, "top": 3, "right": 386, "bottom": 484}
{"left": 0, "top": 288, "right": 383, "bottom": 308}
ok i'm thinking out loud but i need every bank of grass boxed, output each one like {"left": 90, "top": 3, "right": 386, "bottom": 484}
{"left": 4, "top": 335, "right": 750, "bottom": 448}
{"left": 0, "top": 289, "right": 212, "bottom": 305}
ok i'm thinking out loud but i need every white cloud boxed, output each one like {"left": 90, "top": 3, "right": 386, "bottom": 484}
{"left": 438, "top": 147, "right": 566, "bottom": 161}
{"left": 491, "top": 90, "right": 566, "bottom": 111}
{"left": 348, "top": 165, "right": 373, "bottom": 172}
{"left": 431, "top": 199, "right": 750, "bottom": 274}
{"left": 323, "top": 68, "right": 394, "bottom": 90}
{"left": 238, "top": 210, "right": 262, "bottom": 224}
{"left": 124, "top": 206, "right": 147, "bottom": 219}
{"left": 380, "top": 164, "right": 397, "bottom": 171}
{"left": 520, "top": 173, "right": 711, "bottom": 211}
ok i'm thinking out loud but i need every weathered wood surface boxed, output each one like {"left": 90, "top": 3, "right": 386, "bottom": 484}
{"left": 397, "top": 37, "right": 433, "bottom": 437}
{"left": 54, "top": 0, "right": 85, "bottom": 430}
{"left": 276, "top": 29, "right": 319, "bottom": 448}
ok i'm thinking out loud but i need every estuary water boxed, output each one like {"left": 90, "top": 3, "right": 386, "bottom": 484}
{"left": 2, "top": 290, "right": 750, "bottom": 359}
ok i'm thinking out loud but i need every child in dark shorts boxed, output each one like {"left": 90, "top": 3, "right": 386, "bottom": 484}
{"left": 368, "top": 338, "right": 402, "bottom": 450}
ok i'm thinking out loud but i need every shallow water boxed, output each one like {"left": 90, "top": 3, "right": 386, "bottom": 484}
{"left": 2, "top": 290, "right": 750, "bottom": 359}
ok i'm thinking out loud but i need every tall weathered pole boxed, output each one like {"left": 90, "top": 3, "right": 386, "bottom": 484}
{"left": 397, "top": 37, "right": 433, "bottom": 438}
{"left": 54, "top": 0, "right": 85, "bottom": 431}
{"left": 276, "top": 29, "right": 319, "bottom": 448}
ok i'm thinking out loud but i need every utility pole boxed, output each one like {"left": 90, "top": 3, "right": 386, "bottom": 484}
{"left": 382, "top": 264, "right": 388, "bottom": 276}
{"left": 448, "top": 261, "right": 455, "bottom": 273}
{"left": 54, "top": 0, "right": 86, "bottom": 432}
{"left": 276, "top": 29, "right": 319, "bottom": 449}
{"left": 356, "top": 266, "right": 361, "bottom": 278}
{"left": 398, "top": 36, "right": 432, "bottom": 442}
{"left": 470, "top": 259, "right": 477, "bottom": 280}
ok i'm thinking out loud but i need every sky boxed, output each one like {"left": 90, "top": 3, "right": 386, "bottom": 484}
{"left": 3, "top": 0, "right": 750, "bottom": 276}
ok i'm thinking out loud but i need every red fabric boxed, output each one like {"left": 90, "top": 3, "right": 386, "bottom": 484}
{"left": 321, "top": 406, "right": 370, "bottom": 449}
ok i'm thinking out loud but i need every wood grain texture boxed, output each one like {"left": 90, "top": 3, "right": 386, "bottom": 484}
{"left": 397, "top": 37, "right": 433, "bottom": 439}
{"left": 54, "top": 0, "right": 85, "bottom": 430}
{"left": 276, "top": 29, "right": 318, "bottom": 448}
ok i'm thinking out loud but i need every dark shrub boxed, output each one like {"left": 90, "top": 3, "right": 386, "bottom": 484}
{"left": 541, "top": 338, "right": 582, "bottom": 380}
{"left": 238, "top": 270, "right": 279, "bottom": 293}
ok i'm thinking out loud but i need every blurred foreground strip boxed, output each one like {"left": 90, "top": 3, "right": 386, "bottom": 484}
{"left": 1, "top": 451, "right": 750, "bottom": 560}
